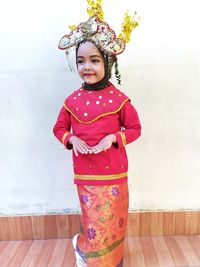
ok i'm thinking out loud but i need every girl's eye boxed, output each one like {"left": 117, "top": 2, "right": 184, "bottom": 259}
{"left": 77, "top": 60, "right": 83, "bottom": 64}
{"left": 92, "top": 59, "right": 100, "bottom": 63}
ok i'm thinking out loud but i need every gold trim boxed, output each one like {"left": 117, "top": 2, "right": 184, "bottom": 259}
{"left": 119, "top": 131, "right": 126, "bottom": 146}
{"left": 64, "top": 98, "right": 129, "bottom": 124}
{"left": 85, "top": 236, "right": 125, "bottom": 258}
{"left": 75, "top": 172, "right": 127, "bottom": 180}
{"left": 62, "top": 132, "right": 70, "bottom": 144}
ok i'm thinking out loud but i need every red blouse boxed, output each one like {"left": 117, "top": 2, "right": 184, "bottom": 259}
{"left": 53, "top": 82, "right": 141, "bottom": 185}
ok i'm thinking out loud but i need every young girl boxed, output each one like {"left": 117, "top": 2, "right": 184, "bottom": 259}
{"left": 53, "top": 2, "right": 141, "bottom": 266}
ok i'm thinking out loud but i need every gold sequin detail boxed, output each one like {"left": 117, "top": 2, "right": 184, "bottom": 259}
{"left": 64, "top": 98, "right": 129, "bottom": 124}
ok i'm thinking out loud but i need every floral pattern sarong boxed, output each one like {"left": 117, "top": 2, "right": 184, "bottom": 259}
{"left": 76, "top": 181, "right": 129, "bottom": 267}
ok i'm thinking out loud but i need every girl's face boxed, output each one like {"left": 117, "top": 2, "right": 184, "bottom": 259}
{"left": 77, "top": 42, "right": 105, "bottom": 84}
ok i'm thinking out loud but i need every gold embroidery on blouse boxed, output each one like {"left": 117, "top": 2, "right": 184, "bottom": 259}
{"left": 75, "top": 172, "right": 127, "bottom": 180}
{"left": 62, "top": 132, "right": 70, "bottom": 144}
{"left": 64, "top": 98, "right": 129, "bottom": 124}
{"left": 119, "top": 131, "right": 126, "bottom": 146}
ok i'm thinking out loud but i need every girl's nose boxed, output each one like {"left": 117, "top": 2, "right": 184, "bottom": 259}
{"left": 84, "top": 62, "right": 92, "bottom": 70}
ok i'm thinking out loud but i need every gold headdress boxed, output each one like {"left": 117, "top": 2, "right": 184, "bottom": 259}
{"left": 58, "top": 0, "right": 140, "bottom": 56}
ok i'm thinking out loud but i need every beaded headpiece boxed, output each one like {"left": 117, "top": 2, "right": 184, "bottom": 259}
{"left": 58, "top": 0, "right": 140, "bottom": 56}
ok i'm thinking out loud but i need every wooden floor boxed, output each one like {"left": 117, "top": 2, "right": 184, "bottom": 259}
{"left": 0, "top": 235, "right": 200, "bottom": 267}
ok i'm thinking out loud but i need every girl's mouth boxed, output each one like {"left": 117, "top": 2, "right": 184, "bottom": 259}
{"left": 83, "top": 73, "right": 95, "bottom": 76}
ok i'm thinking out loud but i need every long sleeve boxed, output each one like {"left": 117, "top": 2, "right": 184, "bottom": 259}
{"left": 53, "top": 106, "right": 73, "bottom": 149}
{"left": 114, "top": 100, "right": 141, "bottom": 148}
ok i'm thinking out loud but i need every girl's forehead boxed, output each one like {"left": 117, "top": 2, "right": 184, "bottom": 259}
{"left": 77, "top": 42, "right": 102, "bottom": 56}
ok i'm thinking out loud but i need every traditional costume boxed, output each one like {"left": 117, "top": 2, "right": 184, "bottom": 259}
{"left": 53, "top": 1, "right": 141, "bottom": 266}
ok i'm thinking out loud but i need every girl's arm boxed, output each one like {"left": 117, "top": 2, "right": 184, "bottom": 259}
{"left": 114, "top": 100, "right": 141, "bottom": 148}
{"left": 53, "top": 106, "right": 92, "bottom": 155}
{"left": 53, "top": 106, "right": 73, "bottom": 149}
{"left": 91, "top": 100, "right": 141, "bottom": 154}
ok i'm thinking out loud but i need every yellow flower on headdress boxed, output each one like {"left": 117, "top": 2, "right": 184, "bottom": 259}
{"left": 118, "top": 11, "right": 140, "bottom": 43}
{"left": 87, "top": 0, "right": 104, "bottom": 21}
{"left": 69, "top": 25, "right": 77, "bottom": 31}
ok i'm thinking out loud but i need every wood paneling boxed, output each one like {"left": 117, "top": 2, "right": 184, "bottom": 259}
{"left": 55, "top": 215, "right": 69, "bottom": 239}
{"left": 32, "top": 216, "right": 46, "bottom": 240}
{"left": 126, "top": 212, "right": 139, "bottom": 236}
{"left": 0, "top": 211, "right": 200, "bottom": 241}
{"left": 163, "top": 211, "right": 174, "bottom": 235}
{"left": 175, "top": 211, "right": 185, "bottom": 235}
{"left": 68, "top": 215, "right": 81, "bottom": 238}
{"left": 139, "top": 212, "right": 151, "bottom": 236}
{"left": 185, "top": 211, "right": 198, "bottom": 235}
{"left": 0, "top": 218, "right": 10, "bottom": 241}
{"left": 150, "top": 212, "right": 163, "bottom": 235}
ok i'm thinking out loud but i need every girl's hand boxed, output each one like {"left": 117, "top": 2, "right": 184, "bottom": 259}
{"left": 69, "top": 136, "right": 92, "bottom": 157}
{"left": 91, "top": 134, "right": 117, "bottom": 154}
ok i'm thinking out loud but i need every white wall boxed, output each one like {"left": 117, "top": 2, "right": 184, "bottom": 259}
{"left": 0, "top": 0, "right": 200, "bottom": 215}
